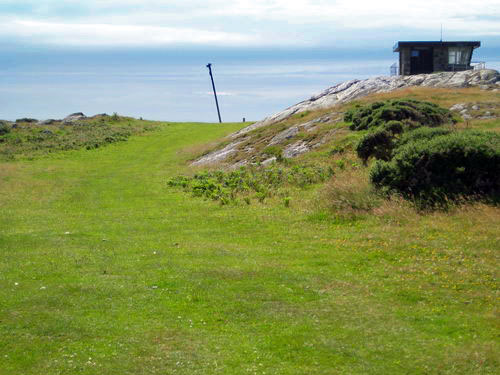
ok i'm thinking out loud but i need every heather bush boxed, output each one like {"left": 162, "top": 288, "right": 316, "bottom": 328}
{"left": 355, "top": 120, "right": 405, "bottom": 162}
{"left": 345, "top": 99, "right": 453, "bottom": 131}
{"left": 370, "top": 131, "right": 500, "bottom": 207}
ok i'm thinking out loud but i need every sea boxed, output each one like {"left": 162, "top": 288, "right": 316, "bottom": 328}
{"left": 2, "top": 47, "right": 499, "bottom": 122}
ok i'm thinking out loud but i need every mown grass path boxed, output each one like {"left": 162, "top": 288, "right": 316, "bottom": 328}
{"left": 1, "top": 122, "right": 498, "bottom": 374}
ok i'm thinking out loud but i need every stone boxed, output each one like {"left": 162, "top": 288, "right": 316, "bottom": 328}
{"left": 471, "top": 105, "right": 480, "bottom": 110}
{"left": 89, "top": 113, "right": 109, "bottom": 119}
{"left": 449, "top": 103, "right": 466, "bottom": 111}
{"left": 261, "top": 157, "right": 277, "bottom": 166}
{"left": 191, "top": 140, "right": 243, "bottom": 166}
{"left": 63, "top": 112, "right": 86, "bottom": 124}
{"left": 39, "top": 119, "right": 58, "bottom": 125}
{"left": 268, "top": 126, "right": 298, "bottom": 146}
{"left": 283, "top": 141, "right": 309, "bottom": 158}
{"left": 230, "top": 70, "right": 499, "bottom": 139}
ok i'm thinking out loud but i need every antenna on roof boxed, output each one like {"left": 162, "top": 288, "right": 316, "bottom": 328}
{"left": 440, "top": 24, "right": 443, "bottom": 42}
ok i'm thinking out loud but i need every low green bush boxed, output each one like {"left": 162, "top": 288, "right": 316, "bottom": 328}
{"left": 168, "top": 164, "right": 334, "bottom": 205}
{"left": 355, "top": 120, "right": 406, "bottom": 162}
{"left": 370, "top": 130, "right": 500, "bottom": 207}
{"left": 262, "top": 145, "right": 283, "bottom": 161}
{"left": 0, "top": 123, "right": 10, "bottom": 136}
{"left": 345, "top": 99, "right": 453, "bottom": 131}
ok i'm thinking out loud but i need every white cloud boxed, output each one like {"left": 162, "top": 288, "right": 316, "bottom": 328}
{"left": 1, "top": 0, "right": 499, "bottom": 47}
{"left": 0, "top": 19, "right": 258, "bottom": 47}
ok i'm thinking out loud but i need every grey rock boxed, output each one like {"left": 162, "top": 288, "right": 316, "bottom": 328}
{"left": 39, "top": 119, "right": 58, "bottom": 125}
{"left": 261, "top": 157, "right": 277, "bottom": 166}
{"left": 471, "top": 105, "right": 480, "bottom": 110}
{"left": 191, "top": 140, "right": 243, "bottom": 166}
{"left": 41, "top": 129, "right": 53, "bottom": 135}
{"left": 449, "top": 103, "right": 466, "bottom": 111}
{"left": 268, "top": 127, "right": 299, "bottom": 146}
{"left": 283, "top": 141, "right": 309, "bottom": 158}
{"left": 63, "top": 112, "right": 86, "bottom": 124}
{"left": 233, "top": 69, "right": 499, "bottom": 137}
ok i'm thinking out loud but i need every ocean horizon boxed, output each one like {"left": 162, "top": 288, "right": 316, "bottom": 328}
{"left": 2, "top": 47, "right": 499, "bottom": 123}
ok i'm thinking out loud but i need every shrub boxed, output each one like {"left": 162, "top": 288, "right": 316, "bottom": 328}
{"left": 168, "top": 164, "right": 334, "bottom": 205}
{"left": 355, "top": 121, "right": 405, "bottom": 162}
{"left": 396, "top": 126, "right": 452, "bottom": 148}
{"left": 344, "top": 99, "right": 453, "bottom": 131}
{"left": 370, "top": 131, "right": 500, "bottom": 207}
{"left": 262, "top": 145, "right": 283, "bottom": 161}
{"left": 0, "top": 123, "right": 10, "bottom": 136}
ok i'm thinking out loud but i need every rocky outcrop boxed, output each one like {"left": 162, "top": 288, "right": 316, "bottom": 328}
{"left": 232, "top": 69, "right": 499, "bottom": 138}
{"left": 39, "top": 119, "right": 59, "bottom": 125}
{"left": 193, "top": 69, "right": 499, "bottom": 166}
{"left": 63, "top": 112, "right": 87, "bottom": 124}
{"left": 191, "top": 140, "right": 243, "bottom": 166}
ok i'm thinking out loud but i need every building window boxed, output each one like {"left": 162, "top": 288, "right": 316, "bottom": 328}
{"left": 448, "top": 47, "right": 471, "bottom": 65}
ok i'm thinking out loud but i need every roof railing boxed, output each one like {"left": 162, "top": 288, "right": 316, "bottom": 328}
{"left": 471, "top": 61, "right": 486, "bottom": 70}
{"left": 390, "top": 63, "right": 399, "bottom": 76}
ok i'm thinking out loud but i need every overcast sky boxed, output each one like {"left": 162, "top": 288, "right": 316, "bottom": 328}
{"left": 2, "top": 0, "right": 500, "bottom": 49}
{"left": 1, "top": 0, "right": 499, "bottom": 121}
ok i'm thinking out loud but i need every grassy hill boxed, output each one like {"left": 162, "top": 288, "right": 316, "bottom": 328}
{"left": 0, "top": 89, "right": 499, "bottom": 374}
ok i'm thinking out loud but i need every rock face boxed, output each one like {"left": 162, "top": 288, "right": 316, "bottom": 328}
{"left": 193, "top": 69, "right": 499, "bottom": 166}
{"left": 191, "top": 140, "right": 243, "bottom": 166}
{"left": 39, "top": 119, "right": 59, "bottom": 125}
{"left": 232, "top": 69, "right": 499, "bottom": 138}
{"left": 63, "top": 112, "right": 87, "bottom": 124}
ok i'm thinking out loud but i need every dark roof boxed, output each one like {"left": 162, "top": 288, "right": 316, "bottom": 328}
{"left": 393, "top": 41, "right": 480, "bottom": 52}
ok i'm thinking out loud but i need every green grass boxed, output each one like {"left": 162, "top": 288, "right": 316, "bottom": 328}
{"left": 0, "top": 116, "right": 155, "bottom": 161}
{"left": 1, "top": 120, "right": 498, "bottom": 374}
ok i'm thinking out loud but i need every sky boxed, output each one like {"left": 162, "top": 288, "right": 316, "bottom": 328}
{"left": 1, "top": 0, "right": 500, "bottom": 122}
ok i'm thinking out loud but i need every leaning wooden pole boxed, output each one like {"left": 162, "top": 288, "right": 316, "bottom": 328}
{"left": 206, "top": 63, "right": 222, "bottom": 123}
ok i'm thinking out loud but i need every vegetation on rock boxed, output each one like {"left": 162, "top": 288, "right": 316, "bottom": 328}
{"left": 344, "top": 99, "right": 454, "bottom": 131}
